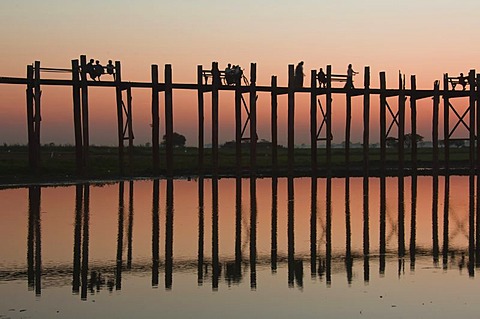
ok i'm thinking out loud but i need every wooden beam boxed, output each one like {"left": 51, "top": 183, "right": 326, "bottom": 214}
{"left": 326, "top": 65, "right": 332, "bottom": 176}
{"left": 443, "top": 73, "right": 450, "bottom": 171}
{"left": 80, "top": 55, "right": 89, "bottom": 170}
{"left": 411, "top": 75, "right": 417, "bottom": 171}
{"left": 26, "top": 65, "right": 35, "bottom": 170}
{"left": 271, "top": 76, "right": 278, "bottom": 174}
{"left": 127, "top": 86, "right": 134, "bottom": 175}
{"left": 398, "top": 73, "right": 405, "bottom": 176}
{"left": 165, "top": 64, "right": 174, "bottom": 177}
{"left": 212, "top": 62, "right": 219, "bottom": 176}
{"left": 71, "top": 59, "right": 83, "bottom": 174}
{"left": 469, "top": 70, "right": 476, "bottom": 175}
{"left": 380, "top": 72, "right": 387, "bottom": 175}
{"left": 115, "top": 61, "right": 124, "bottom": 174}
{"left": 151, "top": 65, "right": 160, "bottom": 173}
{"left": 197, "top": 65, "right": 204, "bottom": 174}
{"left": 33, "top": 61, "right": 41, "bottom": 171}
{"left": 288, "top": 64, "right": 295, "bottom": 175}
{"left": 363, "top": 66, "right": 370, "bottom": 176}
{"left": 310, "top": 69, "right": 317, "bottom": 175}
{"left": 433, "top": 80, "right": 440, "bottom": 174}
{"left": 235, "top": 68, "right": 242, "bottom": 176}
{"left": 250, "top": 63, "right": 257, "bottom": 176}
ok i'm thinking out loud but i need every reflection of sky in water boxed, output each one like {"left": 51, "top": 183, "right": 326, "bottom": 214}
{"left": 0, "top": 176, "right": 479, "bottom": 318}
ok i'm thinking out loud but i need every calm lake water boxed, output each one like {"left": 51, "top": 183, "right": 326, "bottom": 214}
{"left": 1, "top": 176, "right": 480, "bottom": 318}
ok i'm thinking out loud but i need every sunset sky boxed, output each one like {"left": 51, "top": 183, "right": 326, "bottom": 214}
{"left": 1, "top": 0, "right": 480, "bottom": 146}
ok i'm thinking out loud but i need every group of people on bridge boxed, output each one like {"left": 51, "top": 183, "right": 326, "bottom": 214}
{"left": 294, "top": 62, "right": 358, "bottom": 89}
{"left": 84, "top": 58, "right": 115, "bottom": 81}
{"left": 224, "top": 63, "right": 244, "bottom": 85}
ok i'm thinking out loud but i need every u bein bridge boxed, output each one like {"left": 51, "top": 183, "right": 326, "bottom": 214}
{"left": 22, "top": 174, "right": 480, "bottom": 297}
{"left": 1, "top": 55, "right": 480, "bottom": 177}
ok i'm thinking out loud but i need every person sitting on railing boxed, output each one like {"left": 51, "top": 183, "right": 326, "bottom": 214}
{"left": 225, "top": 63, "right": 235, "bottom": 85}
{"left": 317, "top": 68, "right": 327, "bottom": 88}
{"left": 106, "top": 60, "right": 115, "bottom": 80}
{"left": 85, "top": 59, "right": 96, "bottom": 81}
{"left": 458, "top": 73, "right": 468, "bottom": 91}
{"left": 94, "top": 60, "right": 104, "bottom": 81}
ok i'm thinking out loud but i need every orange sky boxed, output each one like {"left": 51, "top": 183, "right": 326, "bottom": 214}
{"left": 1, "top": 1, "right": 480, "bottom": 146}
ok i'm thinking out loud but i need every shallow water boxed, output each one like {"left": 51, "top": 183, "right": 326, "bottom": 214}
{"left": 1, "top": 176, "right": 479, "bottom": 318}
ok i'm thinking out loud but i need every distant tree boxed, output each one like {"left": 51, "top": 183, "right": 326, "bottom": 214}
{"left": 386, "top": 137, "right": 398, "bottom": 148}
{"left": 404, "top": 133, "right": 424, "bottom": 148}
{"left": 451, "top": 140, "right": 465, "bottom": 148}
{"left": 162, "top": 132, "right": 186, "bottom": 148}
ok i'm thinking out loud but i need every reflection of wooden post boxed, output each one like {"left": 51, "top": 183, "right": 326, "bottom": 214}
{"left": 433, "top": 81, "right": 440, "bottom": 174}
{"left": 165, "top": 179, "right": 174, "bottom": 289}
{"left": 212, "top": 62, "right": 220, "bottom": 176}
{"left": 398, "top": 73, "right": 405, "bottom": 175}
{"left": 249, "top": 177, "right": 257, "bottom": 289}
{"left": 287, "top": 177, "right": 295, "bottom": 287}
{"left": 197, "top": 177, "right": 204, "bottom": 285}
{"left": 152, "top": 180, "right": 160, "bottom": 287}
{"left": 72, "top": 185, "right": 83, "bottom": 293}
{"left": 197, "top": 66, "right": 204, "bottom": 174}
{"left": 288, "top": 65, "right": 295, "bottom": 175}
{"left": 410, "top": 75, "right": 417, "bottom": 171}
{"left": 165, "top": 65, "right": 174, "bottom": 177}
{"left": 379, "top": 176, "right": 386, "bottom": 274}
{"left": 26, "top": 65, "right": 35, "bottom": 170}
{"left": 380, "top": 72, "right": 387, "bottom": 175}
{"left": 442, "top": 176, "right": 450, "bottom": 268}
{"left": 363, "top": 67, "right": 370, "bottom": 176}
{"left": 310, "top": 70, "right": 317, "bottom": 175}
{"left": 127, "top": 181, "right": 134, "bottom": 269}
{"left": 271, "top": 177, "right": 278, "bottom": 272}
{"left": 363, "top": 176, "right": 370, "bottom": 282}
{"left": 212, "top": 177, "right": 219, "bottom": 290}
{"left": 271, "top": 76, "right": 278, "bottom": 173}
{"left": 432, "top": 174, "right": 439, "bottom": 265}
{"left": 326, "top": 65, "right": 332, "bottom": 175}
{"left": 115, "top": 61, "right": 124, "bottom": 174}
{"left": 443, "top": 73, "right": 450, "bottom": 171}
{"left": 116, "top": 182, "right": 125, "bottom": 290}
{"left": 80, "top": 185, "right": 90, "bottom": 300}
{"left": 79, "top": 56, "right": 89, "bottom": 169}
{"left": 235, "top": 178, "right": 242, "bottom": 271}
{"left": 326, "top": 177, "right": 332, "bottom": 285}
{"left": 72, "top": 60, "right": 83, "bottom": 174}
{"left": 250, "top": 63, "right": 257, "bottom": 176}
{"left": 409, "top": 175, "right": 418, "bottom": 270}
{"left": 310, "top": 177, "right": 317, "bottom": 277}
{"left": 151, "top": 65, "right": 160, "bottom": 174}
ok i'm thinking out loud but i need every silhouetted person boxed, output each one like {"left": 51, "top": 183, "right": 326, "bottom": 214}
{"left": 458, "top": 73, "right": 467, "bottom": 91}
{"left": 106, "top": 60, "right": 115, "bottom": 80}
{"left": 317, "top": 68, "right": 327, "bottom": 88}
{"left": 225, "top": 63, "right": 234, "bottom": 85}
{"left": 85, "top": 59, "right": 96, "bottom": 81}
{"left": 295, "top": 61, "right": 305, "bottom": 88}
{"left": 233, "top": 65, "right": 243, "bottom": 83}
{"left": 345, "top": 64, "right": 358, "bottom": 89}
{"left": 94, "top": 60, "right": 104, "bottom": 81}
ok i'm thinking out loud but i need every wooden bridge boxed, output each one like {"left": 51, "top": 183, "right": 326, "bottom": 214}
{"left": 1, "top": 55, "right": 479, "bottom": 177}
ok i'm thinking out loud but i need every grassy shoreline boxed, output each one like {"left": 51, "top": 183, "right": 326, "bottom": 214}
{"left": 0, "top": 145, "right": 474, "bottom": 187}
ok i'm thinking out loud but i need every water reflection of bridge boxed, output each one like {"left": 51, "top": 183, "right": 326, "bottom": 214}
{"left": 23, "top": 173, "right": 480, "bottom": 299}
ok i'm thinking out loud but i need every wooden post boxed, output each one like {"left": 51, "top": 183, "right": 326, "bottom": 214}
{"left": 398, "top": 73, "right": 405, "bottom": 175}
{"left": 476, "top": 74, "right": 480, "bottom": 264}
{"left": 115, "top": 61, "right": 124, "bottom": 174}
{"left": 433, "top": 81, "right": 440, "bottom": 174}
{"left": 380, "top": 72, "right": 387, "bottom": 175}
{"left": 345, "top": 77, "right": 352, "bottom": 172}
{"left": 127, "top": 86, "right": 134, "bottom": 175}
{"left": 197, "top": 66, "right": 204, "bottom": 174}
{"left": 363, "top": 66, "right": 370, "bottom": 176}
{"left": 212, "top": 62, "right": 220, "bottom": 176}
{"left": 26, "top": 65, "right": 35, "bottom": 170}
{"left": 33, "top": 61, "right": 41, "bottom": 171}
{"left": 151, "top": 65, "right": 160, "bottom": 174}
{"left": 271, "top": 76, "right": 278, "bottom": 174}
{"left": 71, "top": 60, "right": 83, "bottom": 174}
{"left": 249, "top": 63, "right": 257, "bottom": 176}
{"left": 411, "top": 75, "right": 417, "bottom": 171}
{"left": 287, "top": 64, "right": 295, "bottom": 175}
{"left": 310, "top": 69, "right": 317, "bottom": 175}
{"left": 79, "top": 55, "right": 89, "bottom": 169}
{"left": 469, "top": 70, "right": 476, "bottom": 175}
{"left": 235, "top": 68, "right": 242, "bottom": 176}
{"left": 326, "top": 65, "right": 332, "bottom": 175}
{"left": 165, "top": 64, "right": 174, "bottom": 177}
{"left": 443, "top": 73, "right": 450, "bottom": 171}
